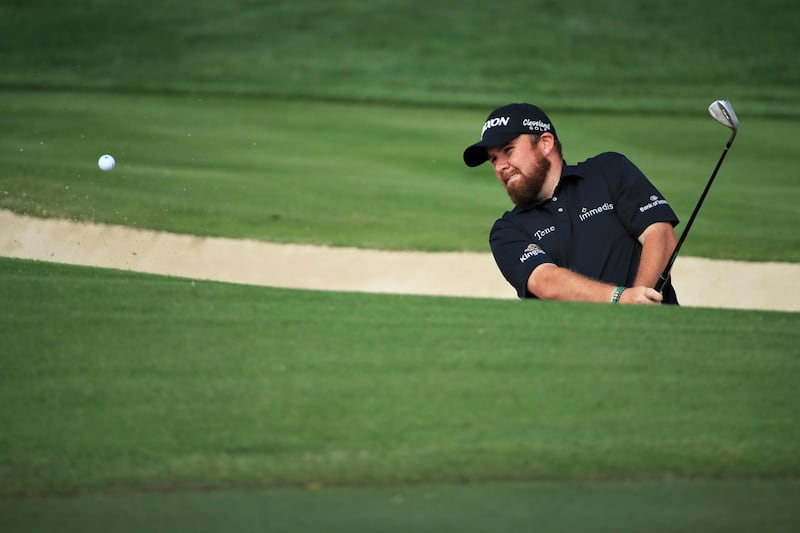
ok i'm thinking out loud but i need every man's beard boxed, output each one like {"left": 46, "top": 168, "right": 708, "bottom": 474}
{"left": 506, "top": 154, "right": 551, "bottom": 206}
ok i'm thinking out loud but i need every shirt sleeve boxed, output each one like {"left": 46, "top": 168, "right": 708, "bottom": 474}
{"left": 603, "top": 152, "right": 679, "bottom": 237}
{"left": 489, "top": 217, "right": 555, "bottom": 299}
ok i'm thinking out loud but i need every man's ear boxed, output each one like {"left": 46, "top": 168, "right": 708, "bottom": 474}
{"left": 538, "top": 132, "right": 556, "bottom": 156}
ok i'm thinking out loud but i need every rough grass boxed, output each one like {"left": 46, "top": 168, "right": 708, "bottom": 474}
{"left": 2, "top": 258, "right": 798, "bottom": 498}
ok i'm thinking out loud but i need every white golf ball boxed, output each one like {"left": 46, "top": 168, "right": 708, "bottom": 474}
{"left": 98, "top": 154, "right": 116, "bottom": 172}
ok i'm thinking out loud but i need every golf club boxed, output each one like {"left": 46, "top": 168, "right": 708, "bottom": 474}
{"left": 654, "top": 99, "right": 739, "bottom": 293}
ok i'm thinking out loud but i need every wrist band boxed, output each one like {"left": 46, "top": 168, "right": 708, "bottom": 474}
{"left": 611, "top": 286, "right": 626, "bottom": 304}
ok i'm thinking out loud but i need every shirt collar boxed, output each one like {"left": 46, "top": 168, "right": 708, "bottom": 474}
{"left": 552, "top": 160, "right": 585, "bottom": 195}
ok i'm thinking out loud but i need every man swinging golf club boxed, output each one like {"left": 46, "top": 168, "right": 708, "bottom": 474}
{"left": 464, "top": 100, "right": 738, "bottom": 305}
{"left": 463, "top": 102, "right": 680, "bottom": 304}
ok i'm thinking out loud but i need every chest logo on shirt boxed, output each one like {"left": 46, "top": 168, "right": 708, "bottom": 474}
{"left": 533, "top": 225, "right": 555, "bottom": 240}
{"left": 519, "top": 243, "right": 546, "bottom": 263}
{"left": 578, "top": 202, "right": 614, "bottom": 222}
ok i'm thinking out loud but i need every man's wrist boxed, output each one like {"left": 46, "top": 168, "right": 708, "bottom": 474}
{"left": 610, "top": 286, "right": 626, "bottom": 304}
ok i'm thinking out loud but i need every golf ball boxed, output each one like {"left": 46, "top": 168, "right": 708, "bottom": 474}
{"left": 98, "top": 154, "right": 116, "bottom": 172}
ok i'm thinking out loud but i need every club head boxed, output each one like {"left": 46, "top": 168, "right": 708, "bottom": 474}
{"left": 708, "top": 99, "right": 739, "bottom": 141}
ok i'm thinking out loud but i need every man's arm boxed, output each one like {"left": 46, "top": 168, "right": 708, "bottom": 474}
{"left": 527, "top": 264, "right": 662, "bottom": 304}
{"left": 633, "top": 222, "right": 678, "bottom": 288}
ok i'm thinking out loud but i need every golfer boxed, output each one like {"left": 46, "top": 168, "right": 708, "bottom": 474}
{"left": 463, "top": 103, "right": 679, "bottom": 305}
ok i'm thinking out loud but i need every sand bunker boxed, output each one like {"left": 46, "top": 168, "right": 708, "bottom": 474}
{"left": 1, "top": 209, "right": 797, "bottom": 312}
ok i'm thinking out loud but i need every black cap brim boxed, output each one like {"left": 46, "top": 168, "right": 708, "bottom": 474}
{"left": 463, "top": 144, "right": 489, "bottom": 167}
{"left": 462, "top": 132, "right": 520, "bottom": 167}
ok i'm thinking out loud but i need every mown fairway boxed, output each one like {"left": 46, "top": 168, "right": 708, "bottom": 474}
{"left": 1, "top": 1, "right": 799, "bottom": 260}
{"left": 2, "top": 0, "right": 798, "bottom": 115}
{"left": 2, "top": 90, "right": 798, "bottom": 260}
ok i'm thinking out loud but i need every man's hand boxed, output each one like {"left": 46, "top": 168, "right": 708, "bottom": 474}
{"left": 619, "top": 286, "right": 663, "bottom": 304}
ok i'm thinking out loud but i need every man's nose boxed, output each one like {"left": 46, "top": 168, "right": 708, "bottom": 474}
{"left": 493, "top": 156, "right": 507, "bottom": 174}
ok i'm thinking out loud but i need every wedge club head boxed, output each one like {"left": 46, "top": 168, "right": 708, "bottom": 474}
{"left": 709, "top": 99, "right": 739, "bottom": 143}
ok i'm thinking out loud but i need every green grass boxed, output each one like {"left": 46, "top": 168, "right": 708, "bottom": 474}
{"left": 2, "top": 257, "right": 799, "bottom": 531}
{"left": 2, "top": 257, "right": 799, "bottom": 498}
{"left": 2, "top": 0, "right": 799, "bottom": 260}
{"left": 1, "top": 0, "right": 799, "bottom": 116}
{"left": 2, "top": 90, "right": 798, "bottom": 260}
{"left": 3, "top": 480, "right": 800, "bottom": 533}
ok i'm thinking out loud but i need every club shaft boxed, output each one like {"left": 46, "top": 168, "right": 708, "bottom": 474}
{"left": 654, "top": 139, "right": 733, "bottom": 292}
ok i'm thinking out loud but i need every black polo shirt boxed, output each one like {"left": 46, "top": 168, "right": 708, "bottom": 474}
{"left": 489, "top": 152, "right": 680, "bottom": 303}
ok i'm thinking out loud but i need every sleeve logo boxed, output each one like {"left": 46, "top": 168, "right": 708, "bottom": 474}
{"left": 519, "top": 243, "right": 546, "bottom": 263}
{"left": 639, "top": 195, "right": 669, "bottom": 212}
